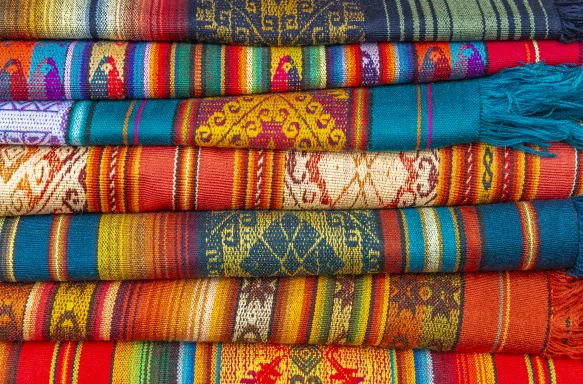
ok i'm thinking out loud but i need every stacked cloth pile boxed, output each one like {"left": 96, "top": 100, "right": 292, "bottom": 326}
{"left": 1, "top": 0, "right": 583, "bottom": 383}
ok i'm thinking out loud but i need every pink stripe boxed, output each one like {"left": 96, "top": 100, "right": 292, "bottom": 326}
{"left": 426, "top": 84, "right": 433, "bottom": 150}
{"left": 133, "top": 101, "right": 147, "bottom": 145}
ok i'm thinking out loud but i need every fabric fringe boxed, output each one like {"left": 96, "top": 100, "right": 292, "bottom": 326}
{"left": 546, "top": 271, "right": 583, "bottom": 358}
{"left": 556, "top": 0, "right": 583, "bottom": 42}
{"left": 480, "top": 63, "right": 583, "bottom": 156}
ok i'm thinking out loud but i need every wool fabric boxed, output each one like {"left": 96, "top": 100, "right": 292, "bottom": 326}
{"left": 0, "top": 40, "right": 581, "bottom": 101}
{"left": 1, "top": 341, "right": 582, "bottom": 384}
{"left": 0, "top": 271, "right": 580, "bottom": 358}
{"left": 1, "top": 0, "right": 581, "bottom": 44}
{"left": 1, "top": 143, "right": 582, "bottom": 216}
{"left": 5, "top": 64, "right": 582, "bottom": 154}
{"left": 1, "top": 199, "right": 581, "bottom": 281}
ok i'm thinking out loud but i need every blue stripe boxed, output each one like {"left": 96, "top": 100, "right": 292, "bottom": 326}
{"left": 13, "top": 216, "right": 52, "bottom": 281}
{"left": 436, "top": 208, "right": 459, "bottom": 272}
{"left": 67, "top": 215, "right": 99, "bottom": 280}
{"left": 413, "top": 349, "right": 433, "bottom": 383}
{"left": 403, "top": 208, "right": 426, "bottom": 272}
{"left": 180, "top": 343, "right": 196, "bottom": 384}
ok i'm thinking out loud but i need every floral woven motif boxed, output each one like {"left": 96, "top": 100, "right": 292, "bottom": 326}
{"left": 0, "top": 341, "right": 582, "bottom": 383}
{"left": 0, "top": 40, "right": 581, "bottom": 100}
{"left": 0, "top": 271, "right": 580, "bottom": 358}
{"left": 1, "top": 144, "right": 582, "bottom": 216}
{"left": 0, "top": 0, "right": 580, "bottom": 44}
{"left": 0, "top": 199, "right": 581, "bottom": 281}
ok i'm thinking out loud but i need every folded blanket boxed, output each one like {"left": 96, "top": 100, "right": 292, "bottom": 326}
{"left": 1, "top": 143, "right": 581, "bottom": 216}
{"left": 1, "top": 342, "right": 582, "bottom": 384}
{"left": 1, "top": 0, "right": 581, "bottom": 44}
{"left": 1, "top": 40, "right": 581, "bottom": 100}
{"left": 5, "top": 64, "right": 581, "bottom": 154}
{"left": 0, "top": 271, "right": 580, "bottom": 358}
{"left": 1, "top": 199, "right": 581, "bottom": 281}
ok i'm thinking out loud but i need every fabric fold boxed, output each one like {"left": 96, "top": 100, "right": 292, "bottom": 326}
{"left": 5, "top": 64, "right": 582, "bottom": 153}
{"left": 0, "top": 199, "right": 581, "bottom": 281}
{"left": 1, "top": 40, "right": 582, "bottom": 100}
{"left": 1, "top": 0, "right": 581, "bottom": 44}
{"left": 1, "top": 341, "right": 583, "bottom": 383}
{"left": 0, "top": 271, "right": 580, "bottom": 358}
{"left": 1, "top": 143, "right": 582, "bottom": 216}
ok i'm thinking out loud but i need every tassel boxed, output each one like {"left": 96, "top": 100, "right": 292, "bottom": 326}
{"left": 545, "top": 271, "right": 583, "bottom": 358}
{"left": 480, "top": 63, "right": 583, "bottom": 156}
{"left": 556, "top": 0, "right": 583, "bottom": 43}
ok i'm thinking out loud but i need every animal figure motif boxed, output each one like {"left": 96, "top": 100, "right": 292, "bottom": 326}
{"left": 453, "top": 43, "right": 486, "bottom": 78}
{"left": 419, "top": 46, "right": 452, "bottom": 82}
{"left": 272, "top": 56, "right": 301, "bottom": 92}
{"left": 0, "top": 59, "right": 28, "bottom": 100}
{"left": 30, "top": 58, "right": 64, "bottom": 100}
{"left": 91, "top": 56, "right": 124, "bottom": 99}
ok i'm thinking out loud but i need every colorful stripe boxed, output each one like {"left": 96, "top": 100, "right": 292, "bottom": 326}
{"left": 0, "top": 200, "right": 579, "bottom": 281}
{"left": 0, "top": 341, "right": 581, "bottom": 384}
{"left": 1, "top": 143, "right": 582, "bottom": 216}
{"left": 0, "top": 0, "right": 573, "bottom": 44}
{"left": 0, "top": 271, "right": 579, "bottom": 358}
{"left": 0, "top": 40, "right": 581, "bottom": 100}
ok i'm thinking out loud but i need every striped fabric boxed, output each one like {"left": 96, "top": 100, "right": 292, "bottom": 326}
{"left": 1, "top": 143, "right": 582, "bottom": 216}
{"left": 0, "top": 40, "right": 581, "bottom": 100}
{"left": 1, "top": 341, "right": 582, "bottom": 384}
{"left": 0, "top": 271, "right": 579, "bottom": 358}
{"left": 0, "top": 199, "right": 580, "bottom": 281}
{"left": 3, "top": 63, "right": 581, "bottom": 152}
{"left": 0, "top": 0, "right": 577, "bottom": 44}
{"left": 1, "top": 46, "right": 580, "bottom": 160}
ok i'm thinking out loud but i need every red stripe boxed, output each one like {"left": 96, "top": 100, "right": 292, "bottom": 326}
{"left": 380, "top": 210, "right": 403, "bottom": 273}
{"left": 15, "top": 342, "right": 55, "bottom": 384}
{"left": 75, "top": 341, "right": 115, "bottom": 384}
{"left": 457, "top": 206, "right": 482, "bottom": 271}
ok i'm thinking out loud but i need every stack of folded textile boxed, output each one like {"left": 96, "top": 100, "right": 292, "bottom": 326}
{"left": 0, "top": 1, "right": 582, "bottom": 383}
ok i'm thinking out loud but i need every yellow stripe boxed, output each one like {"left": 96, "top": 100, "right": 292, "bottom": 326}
{"left": 308, "top": 276, "right": 332, "bottom": 344}
{"left": 170, "top": 43, "right": 177, "bottom": 98}
{"left": 416, "top": 85, "right": 422, "bottom": 151}
{"left": 497, "top": 272, "right": 512, "bottom": 351}
{"left": 51, "top": 216, "right": 67, "bottom": 281}
{"left": 181, "top": 100, "right": 195, "bottom": 145}
{"left": 121, "top": 101, "right": 137, "bottom": 146}
{"left": 5, "top": 217, "right": 19, "bottom": 282}
{"left": 353, "top": 89, "right": 365, "bottom": 150}
{"left": 71, "top": 343, "right": 83, "bottom": 384}
{"left": 520, "top": 203, "right": 537, "bottom": 270}
{"left": 231, "top": 151, "right": 245, "bottom": 209}
{"left": 60, "top": 343, "right": 72, "bottom": 384}
{"left": 399, "top": 211, "right": 411, "bottom": 273}
{"left": 525, "top": 355, "right": 536, "bottom": 384}
{"left": 449, "top": 207, "right": 462, "bottom": 271}
{"left": 352, "top": 275, "right": 372, "bottom": 344}
{"left": 49, "top": 342, "right": 60, "bottom": 384}
{"left": 280, "top": 278, "right": 306, "bottom": 344}
{"left": 548, "top": 358, "right": 557, "bottom": 384}
{"left": 535, "top": 356, "right": 546, "bottom": 384}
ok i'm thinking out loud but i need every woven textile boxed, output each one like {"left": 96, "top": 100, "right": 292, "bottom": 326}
{"left": 4, "top": 64, "right": 581, "bottom": 152}
{"left": 0, "top": 271, "right": 580, "bottom": 358}
{"left": 1, "top": 342, "right": 582, "bottom": 384}
{"left": 0, "top": 199, "right": 580, "bottom": 281}
{"left": 1, "top": 40, "right": 581, "bottom": 101}
{"left": 1, "top": 144, "right": 582, "bottom": 216}
{"left": 1, "top": 0, "right": 581, "bottom": 44}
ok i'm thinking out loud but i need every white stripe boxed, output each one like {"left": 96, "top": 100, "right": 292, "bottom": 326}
{"left": 422, "top": 208, "right": 442, "bottom": 272}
